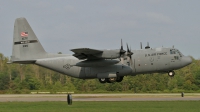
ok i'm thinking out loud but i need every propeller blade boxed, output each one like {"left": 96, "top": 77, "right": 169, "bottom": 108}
{"left": 130, "top": 46, "right": 133, "bottom": 61}
{"left": 126, "top": 43, "right": 130, "bottom": 52}
{"left": 120, "top": 39, "right": 126, "bottom": 56}
{"left": 121, "top": 39, "right": 123, "bottom": 50}
{"left": 126, "top": 43, "right": 133, "bottom": 56}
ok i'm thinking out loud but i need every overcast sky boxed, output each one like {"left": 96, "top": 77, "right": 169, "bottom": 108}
{"left": 1, "top": 0, "right": 200, "bottom": 59}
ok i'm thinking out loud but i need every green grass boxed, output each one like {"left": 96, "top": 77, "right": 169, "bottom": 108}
{"left": 0, "top": 101, "right": 199, "bottom": 112}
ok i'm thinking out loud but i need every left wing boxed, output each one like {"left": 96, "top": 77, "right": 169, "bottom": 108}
{"left": 71, "top": 48, "right": 103, "bottom": 60}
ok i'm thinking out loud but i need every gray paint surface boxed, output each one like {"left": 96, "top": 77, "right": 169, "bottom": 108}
{"left": 9, "top": 18, "right": 192, "bottom": 81}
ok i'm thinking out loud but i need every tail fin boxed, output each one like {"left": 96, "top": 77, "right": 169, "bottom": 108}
{"left": 11, "top": 17, "right": 47, "bottom": 62}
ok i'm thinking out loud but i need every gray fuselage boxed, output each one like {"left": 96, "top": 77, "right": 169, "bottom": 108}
{"left": 35, "top": 47, "right": 192, "bottom": 79}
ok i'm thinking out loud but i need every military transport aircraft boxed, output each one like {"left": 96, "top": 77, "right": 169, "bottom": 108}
{"left": 8, "top": 18, "right": 192, "bottom": 83}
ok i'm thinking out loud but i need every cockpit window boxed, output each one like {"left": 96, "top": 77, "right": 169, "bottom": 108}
{"left": 170, "top": 49, "right": 183, "bottom": 57}
{"left": 170, "top": 49, "right": 176, "bottom": 54}
{"left": 176, "top": 50, "right": 183, "bottom": 57}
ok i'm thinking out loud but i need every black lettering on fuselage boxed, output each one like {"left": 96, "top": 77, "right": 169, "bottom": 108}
{"left": 145, "top": 52, "right": 167, "bottom": 57}
{"left": 23, "top": 44, "right": 28, "bottom": 47}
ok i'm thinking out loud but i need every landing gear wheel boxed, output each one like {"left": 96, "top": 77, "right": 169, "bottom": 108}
{"left": 107, "top": 78, "right": 116, "bottom": 83}
{"left": 116, "top": 76, "right": 124, "bottom": 82}
{"left": 168, "top": 71, "right": 175, "bottom": 77}
{"left": 99, "top": 78, "right": 107, "bottom": 83}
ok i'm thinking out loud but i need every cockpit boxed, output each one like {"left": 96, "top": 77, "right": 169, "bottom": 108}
{"left": 170, "top": 49, "right": 184, "bottom": 57}
{"left": 170, "top": 49, "right": 184, "bottom": 60}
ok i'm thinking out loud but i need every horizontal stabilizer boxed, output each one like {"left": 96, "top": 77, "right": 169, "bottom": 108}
{"left": 8, "top": 60, "right": 36, "bottom": 64}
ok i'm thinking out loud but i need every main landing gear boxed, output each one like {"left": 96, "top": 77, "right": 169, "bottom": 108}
{"left": 168, "top": 71, "right": 175, "bottom": 77}
{"left": 99, "top": 76, "right": 124, "bottom": 83}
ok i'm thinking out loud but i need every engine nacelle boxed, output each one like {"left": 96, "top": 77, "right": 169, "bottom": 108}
{"left": 95, "top": 49, "right": 121, "bottom": 59}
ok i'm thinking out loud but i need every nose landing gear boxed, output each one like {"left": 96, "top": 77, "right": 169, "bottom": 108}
{"left": 99, "top": 78, "right": 107, "bottom": 83}
{"left": 168, "top": 71, "right": 175, "bottom": 77}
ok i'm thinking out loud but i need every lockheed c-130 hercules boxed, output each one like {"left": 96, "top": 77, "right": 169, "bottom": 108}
{"left": 8, "top": 18, "right": 192, "bottom": 83}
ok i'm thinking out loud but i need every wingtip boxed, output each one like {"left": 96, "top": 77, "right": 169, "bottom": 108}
{"left": 7, "top": 61, "right": 13, "bottom": 64}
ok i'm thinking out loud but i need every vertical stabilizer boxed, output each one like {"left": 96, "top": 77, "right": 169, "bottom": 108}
{"left": 11, "top": 17, "right": 47, "bottom": 62}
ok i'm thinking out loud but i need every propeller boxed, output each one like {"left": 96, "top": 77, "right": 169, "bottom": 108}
{"left": 119, "top": 39, "right": 126, "bottom": 64}
{"left": 119, "top": 40, "right": 134, "bottom": 66}
{"left": 126, "top": 43, "right": 133, "bottom": 66}
{"left": 120, "top": 39, "right": 126, "bottom": 56}
{"left": 126, "top": 43, "right": 133, "bottom": 57}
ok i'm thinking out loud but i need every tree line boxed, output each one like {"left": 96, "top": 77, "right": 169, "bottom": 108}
{"left": 0, "top": 53, "right": 200, "bottom": 94}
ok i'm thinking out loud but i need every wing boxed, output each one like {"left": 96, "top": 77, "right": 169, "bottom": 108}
{"left": 71, "top": 48, "right": 103, "bottom": 60}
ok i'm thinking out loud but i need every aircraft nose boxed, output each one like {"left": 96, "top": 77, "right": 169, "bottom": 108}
{"left": 182, "top": 56, "right": 192, "bottom": 66}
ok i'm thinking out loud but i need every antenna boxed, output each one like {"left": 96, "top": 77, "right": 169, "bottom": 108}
{"left": 140, "top": 42, "right": 142, "bottom": 49}
{"left": 145, "top": 42, "right": 150, "bottom": 49}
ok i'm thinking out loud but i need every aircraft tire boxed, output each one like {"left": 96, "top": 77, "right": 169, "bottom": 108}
{"left": 168, "top": 71, "right": 175, "bottom": 77}
{"left": 107, "top": 78, "right": 116, "bottom": 83}
{"left": 99, "top": 78, "right": 107, "bottom": 83}
{"left": 116, "top": 76, "right": 124, "bottom": 82}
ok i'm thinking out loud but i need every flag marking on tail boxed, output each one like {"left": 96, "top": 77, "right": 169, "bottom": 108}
{"left": 21, "top": 32, "right": 28, "bottom": 37}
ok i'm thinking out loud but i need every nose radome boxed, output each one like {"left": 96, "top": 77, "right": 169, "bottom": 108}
{"left": 182, "top": 56, "right": 192, "bottom": 66}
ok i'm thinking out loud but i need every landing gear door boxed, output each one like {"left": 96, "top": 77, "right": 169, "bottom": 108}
{"left": 84, "top": 67, "right": 91, "bottom": 77}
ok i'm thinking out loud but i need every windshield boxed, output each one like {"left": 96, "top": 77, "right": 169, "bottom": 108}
{"left": 176, "top": 50, "right": 184, "bottom": 57}
{"left": 170, "top": 49, "right": 183, "bottom": 57}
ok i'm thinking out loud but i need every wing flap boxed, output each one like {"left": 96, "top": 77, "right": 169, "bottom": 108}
{"left": 72, "top": 53, "right": 87, "bottom": 60}
{"left": 7, "top": 60, "right": 36, "bottom": 64}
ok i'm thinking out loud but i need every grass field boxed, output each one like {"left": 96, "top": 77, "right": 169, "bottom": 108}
{"left": 0, "top": 101, "right": 199, "bottom": 112}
